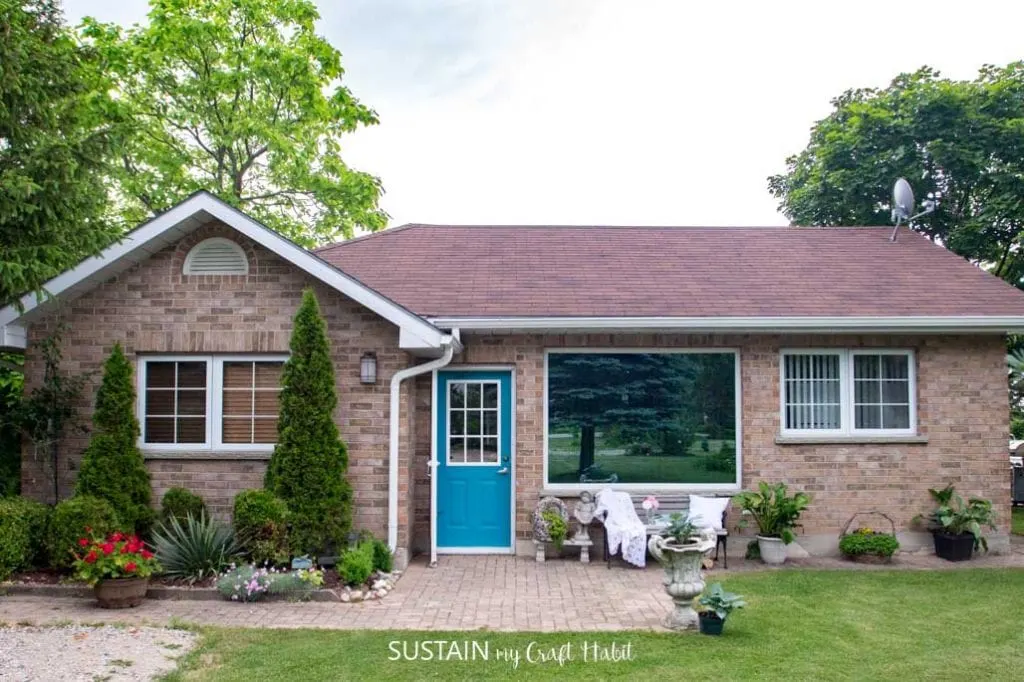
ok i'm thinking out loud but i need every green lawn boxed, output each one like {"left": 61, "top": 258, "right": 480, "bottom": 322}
{"left": 1013, "top": 506, "right": 1024, "bottom": 535}
{"left": 164, "top": 569, "right": 1024, "bottom": 681}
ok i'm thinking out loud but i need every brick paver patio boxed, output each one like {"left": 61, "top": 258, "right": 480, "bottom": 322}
{"left": 2, "top": 547, "right": 1021, "bottom": 632}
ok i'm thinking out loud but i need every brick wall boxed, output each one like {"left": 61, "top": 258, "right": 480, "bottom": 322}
{"left": 21, "top": 221, "right": 419, "bottom": 555}
{"left": 410, "top": 332, "right": 1010, "bottom": 552}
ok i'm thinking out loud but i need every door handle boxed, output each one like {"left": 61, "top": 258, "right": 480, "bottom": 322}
{"left": 497, "top": 467, "right": 509, "bottom": 475}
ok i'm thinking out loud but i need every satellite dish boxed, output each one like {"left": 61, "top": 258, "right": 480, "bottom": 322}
{"left": 889, "top": 177, "right": 937, "bottom": 241}
{"left": 892, "top": 178, "right": 915, "bottom": 223}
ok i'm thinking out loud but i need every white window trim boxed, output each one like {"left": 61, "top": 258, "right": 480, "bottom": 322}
{"left": 137, "top": 354, "right": 288, "bottom": 453}
{"left": 779, "top": 348, "right": 916, "bottom": 438}
{"left": 443, "top": 379, "right": 502, "bottom": 467}
{"left": 542, "top": 348, "right": 743, "bottom": 492}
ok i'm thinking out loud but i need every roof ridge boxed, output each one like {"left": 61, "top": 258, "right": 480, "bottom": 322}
{"left": 315, "top": 223, "right": 430, "bottom": 252}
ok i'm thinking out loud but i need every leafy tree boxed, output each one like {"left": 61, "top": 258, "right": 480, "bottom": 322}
{"left": 0, "top": 0, "right": 119, "bottom": 307}
{"left": 768, "top": 64, "right": 1024, "bottom": 286}
{"left": 265, "top": 289, "right": 352, "bottom": 556}
{"left": 76, "top": 343, "right": 154, "bottom": 535}
{"left": 81, "top": 0, "right": 386, "bottom": 247}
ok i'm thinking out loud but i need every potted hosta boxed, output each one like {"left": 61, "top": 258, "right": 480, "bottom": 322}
{"left": 648, "top": 513, "right": 717, "bottom": 631}
{"left": 916, "top": 485, "right": 996, "bottom": 561}
{"left": 697, "top": 583, "right": 746, "bottom": 635}
{"left": 733, "top": 482, "right": 811, "bottom": 565}
{"left": 73, "top": 531, "right": 160, "bottom": 608}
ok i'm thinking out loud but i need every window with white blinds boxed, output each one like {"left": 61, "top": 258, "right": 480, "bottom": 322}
{"left": 139, "top": 355, "right": 286, "bottom": 451}
{"left": 781, "top": 350, "right": 915, "bottom": 436}
{"left": 783, "top": 353, "right": 842, "bottom": 431}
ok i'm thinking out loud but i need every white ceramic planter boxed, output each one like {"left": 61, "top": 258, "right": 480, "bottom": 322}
{"left": 757, "top": 535, "right": 787, "bottom": 565}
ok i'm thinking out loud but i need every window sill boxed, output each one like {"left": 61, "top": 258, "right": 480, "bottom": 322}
{"left": 539, "top": 485, "right": 740, "bottom": 497}
{"left": 775, "top": 434, "right": 928, "bottom": 445}
{"left": 142, "top": 451, "right": 273, "bottom": 461}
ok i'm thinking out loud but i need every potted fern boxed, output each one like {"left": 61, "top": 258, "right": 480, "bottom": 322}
{"left": 733, "top": 481, "right": 811, "bottom": 565}
{"left": 917, "top": 484, "right": 996, "bottom": 561}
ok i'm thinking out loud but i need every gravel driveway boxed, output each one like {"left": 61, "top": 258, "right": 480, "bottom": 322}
{"left": 0, "top": 625, "right": 195, "bottom": 681}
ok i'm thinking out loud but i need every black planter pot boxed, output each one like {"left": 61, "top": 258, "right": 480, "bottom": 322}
{"left": 933, "top": 531, "right": 975, "bottom": 562}
{"left": 698, "top": 612, "right": 725, "bottom": 636}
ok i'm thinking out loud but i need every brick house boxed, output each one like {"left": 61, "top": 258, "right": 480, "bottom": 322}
{"left": 1, "top": 191, "right": 1020, "bottom": 568}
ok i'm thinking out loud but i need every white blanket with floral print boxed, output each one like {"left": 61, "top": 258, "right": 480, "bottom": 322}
{"left": 595, "top": 488, "right": 647, "bottom": 567}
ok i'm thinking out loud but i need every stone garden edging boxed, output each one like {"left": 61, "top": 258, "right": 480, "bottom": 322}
{"left": 1, "top": 570, "right": 402, "bottom": 604}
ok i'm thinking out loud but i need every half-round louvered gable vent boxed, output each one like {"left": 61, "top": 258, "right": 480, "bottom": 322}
{"left": 183, "top": 238, "right": 249, "bottom": 275}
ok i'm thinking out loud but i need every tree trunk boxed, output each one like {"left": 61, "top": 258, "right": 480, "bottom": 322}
{"left": 578, "top": 424, "right": 595, "bottom": 476}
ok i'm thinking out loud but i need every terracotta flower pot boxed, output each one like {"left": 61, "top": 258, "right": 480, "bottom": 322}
{"left": 94, "top": 577, "right": 149, "bottom": 609}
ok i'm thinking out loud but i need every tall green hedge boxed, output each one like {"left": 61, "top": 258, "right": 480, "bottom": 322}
{"left": 265, "top": 289, "right": 352, "bottom": 556}
{"left": 75, "top": 344, "right": 154, "bottom": 535}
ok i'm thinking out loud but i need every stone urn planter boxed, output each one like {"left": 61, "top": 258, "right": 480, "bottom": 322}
{"left": 648, "top": 530, "right": 716, "bottom": 631}
{"left": 94, "top": 577, "right": 150, "bottom": 609}
{"left": 756, "top": 536, "right": 787, "bottom": 565}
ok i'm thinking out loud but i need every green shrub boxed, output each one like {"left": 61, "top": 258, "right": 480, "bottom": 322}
{"left": 16, "top": 497, "right": 49, "bottom": 567}
{"left": 233, "top": 489, "right": 289, "bottom": 566}
{"left": 45, "top": 496, "right": 121, "bottom": 569}
{"left": 0, "top": 498, "right": 43, "bottom": 578}
{"left": 337, "top": 542, "right": 374, "bottom": 586}
{"left": 370, "top": 538, "right": 393, "bottom": 573}
{"left": 839, "top": 530, "right": 900, "bottom": 558}
{"left": 161, "top": 487, "right": 207, "bottom": 524}
{"left": 75, "top": 344, "right": 154, "bottom": 536}
{"left": 153, "top": 513, "right": 242, "bottom": 584}
{"left": 265, "top": 289, "right": 352, "bottom": 556}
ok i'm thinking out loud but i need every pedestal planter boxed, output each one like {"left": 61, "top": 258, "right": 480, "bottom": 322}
{"left": 698, "top": 612, "right": 725, "bottom": 636}
{"left": 933, "top": 532, "right": 975, "bottom": 562}
{"left": 648, "top": 531, "right": 716, "bottom": 631}
{"left": 94, "top": 577, "right": 150, "bottom": 609}
{"left": 757, "top": 536, "right": 787, "bottom": 565}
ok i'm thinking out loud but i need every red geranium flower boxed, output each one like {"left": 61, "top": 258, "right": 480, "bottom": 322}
{"left": 141, "top": 549, "right": 154, "bottom": 560}
{"left": 101, "top": 543, "right": 115, "bottom": 555}
{"left": 84, "top": 551, "right": 98, "bottom": 564}
{"left": 125, "top": 562, "right": 137, "bottom": 573}
{"left": 111, "top": 532, "right": 124, "bottom": 542}
{"left": 78, "top": 538, "right": 89, "bottom": 547}
{"left": 121, "top": 544, "right": 130, "bottom": 554}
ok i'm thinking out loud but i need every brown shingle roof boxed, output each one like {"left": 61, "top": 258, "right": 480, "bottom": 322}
{"left": 316, "top": 225, "right": 1024, "bottom": 319}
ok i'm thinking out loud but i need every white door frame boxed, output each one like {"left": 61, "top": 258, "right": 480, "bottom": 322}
{"left": 430, "top": 365, "right": 517, "bottom": 563}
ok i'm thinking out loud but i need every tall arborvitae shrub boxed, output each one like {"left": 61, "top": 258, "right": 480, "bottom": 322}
{"left": 265, "top": 289, "right": 352, "bottom": 556}
{"left": 76, "top": 344, "right": 155, "bottom": 535}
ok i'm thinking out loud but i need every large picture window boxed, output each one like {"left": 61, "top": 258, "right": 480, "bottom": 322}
{"left": 139, "top": 356, "right": 286, "bottom": 451}
{"left": 780, "top": 349, "right": 915, "bottom": 436}
{"left": 545, "top": 351, "right": 739, "bottom": 488}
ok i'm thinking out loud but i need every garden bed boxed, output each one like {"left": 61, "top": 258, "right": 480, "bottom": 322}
{"left": 1, "top": 568, "right": 400, "bottom": 603}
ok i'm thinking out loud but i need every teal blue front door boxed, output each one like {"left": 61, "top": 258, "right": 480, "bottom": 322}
{"left": 436, "top": 370, "right": 513, "bottom": 550}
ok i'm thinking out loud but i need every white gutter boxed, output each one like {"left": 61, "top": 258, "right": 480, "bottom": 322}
{"left": 387, "top": 336, "right": 459, "bottom": 554}
{"left": 427, "top": 315, "right": 1024, "bottom": 333}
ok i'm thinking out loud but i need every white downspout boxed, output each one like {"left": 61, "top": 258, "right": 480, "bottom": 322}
{"left": 388, "top": 337, "right": 457, "bottom": 555}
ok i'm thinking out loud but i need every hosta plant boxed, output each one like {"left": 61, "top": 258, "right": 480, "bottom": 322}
{"left": 152, "top": 513, "right": 243, "bottom": 584}
{"left": 72, "top": 531, "right": 160, "bottom": 585}
{"left": 664, "top": 513, "right": 699, "bottom": 545}
{"left": 698, "top": 583, "right": 746, "bottom": 621}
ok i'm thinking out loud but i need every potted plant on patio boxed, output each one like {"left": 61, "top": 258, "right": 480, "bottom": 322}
{"left": 916, "top": 484, "right": 996, "bottom": 561}
{"left": 697, "top": 583, "right": 746, "bottom": 635}
{"left": 73, "top": 531, "right": 160, "bottom": 608}
{"left": 733, "top": 481, "right": 810, "bottom": 565}
{"left": 648, "top": 513, "right": 716, "bottom": 631}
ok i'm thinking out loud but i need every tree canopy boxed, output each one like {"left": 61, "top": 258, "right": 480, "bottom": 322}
{"left": 81, "top": 0, "right": 386, "bottom": 246}
{"left": 768, "top": 63, "right": 1024, "bottom": 287}
{"left": 0, "top": 0, "right": 118, "bottom": 307}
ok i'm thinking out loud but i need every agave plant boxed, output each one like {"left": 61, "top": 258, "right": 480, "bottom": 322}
{"left": 153, "top": 513, "right": 243, "bottom": 584}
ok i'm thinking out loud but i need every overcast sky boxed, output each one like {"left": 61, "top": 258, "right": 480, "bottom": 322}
{"left": 62, "top": 0, "right": 1024, "bottom": 228}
